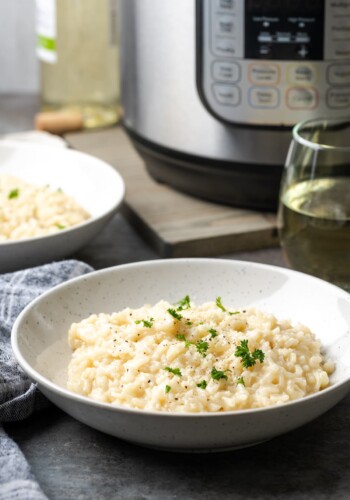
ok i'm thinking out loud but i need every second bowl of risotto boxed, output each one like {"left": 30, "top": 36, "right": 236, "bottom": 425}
{"left": 11, "top": 258, "right": 350, "bottom": 452}
{"left": 0, "top": 140, "right": 124, "bottom": 272}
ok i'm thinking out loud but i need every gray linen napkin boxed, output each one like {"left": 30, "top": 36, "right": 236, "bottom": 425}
{"left": 0, "top": 260, "right": 93, "bottom": 500}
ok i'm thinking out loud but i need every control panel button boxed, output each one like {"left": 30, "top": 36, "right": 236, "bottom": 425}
{"left": 249, "top": 64, "right": 280, "bottom": 85}
{"left": 296, "top": 45, "right": 309, "bottom": 58}
{"left": 325, "top": 2, "right": 350, "bottom": 59}
{"left": 212, "top": 84, "right": 240, "bottom": 106}
{"left": 328, "top": 64, "right": 350, "bottom": 85}
{"left": 327, "top": 88, "right": 350, "bottom": 109}
{"left": 330, "top": 1, "right": 350, "bottom": 16}
{"left": 249, "top": 87, "right": 280, "bottom": 109}
{"left": 331, "top": 20, "right": 350, "bottom": 41}
{"left": 332, "top": 42, "right": 350, "bottom": 59}
{"left": 216, "top": 15, "right": 235, "bottom": 36}
{"left": 213, "top": 37, "right": 238, "bottom": 56}
{"left": 286, "top": 87, "right": 318, "bottom": 110}
{"left": 287, "top": 64, "right": 317, "bottom": 85}
{"left": 212, "top": 61, "right": 240, "bottom": 82}
{"left": 215, "top": 0, "right": 235, "bottom": 12}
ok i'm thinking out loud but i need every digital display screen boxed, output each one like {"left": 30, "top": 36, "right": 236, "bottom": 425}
{"left": 246, "top": 0, "right": 321, "bottom": 12}
{"left": 244, "top": 0, "right": 324, "bottom": 60}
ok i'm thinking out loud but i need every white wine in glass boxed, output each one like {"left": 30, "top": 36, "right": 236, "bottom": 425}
{"left": 278, "top": 118, "right": 350, "bottom": 292}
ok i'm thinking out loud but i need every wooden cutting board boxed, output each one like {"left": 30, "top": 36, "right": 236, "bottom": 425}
{"left": 66, "top": 127, "right": 278, "bottom": 257}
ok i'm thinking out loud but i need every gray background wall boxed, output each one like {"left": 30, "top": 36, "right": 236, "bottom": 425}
{"left": 0, "top": 0, "right": 39, "bottom": 93}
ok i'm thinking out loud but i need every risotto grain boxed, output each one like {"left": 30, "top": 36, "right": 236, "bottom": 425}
{"left": 67, "top": 298, "right": 334, "bottom": 412}
{"left": 0, "top": 174, "right": 90, "bottom": 241}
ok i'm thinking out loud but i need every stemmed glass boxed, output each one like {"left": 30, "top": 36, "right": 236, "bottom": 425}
{"left": 278, "top": 117, "right": 350, "bottom": 292}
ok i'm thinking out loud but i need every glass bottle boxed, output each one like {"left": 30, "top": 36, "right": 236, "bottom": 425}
{"left": 36, "top": 0, "right": 120, "bottom": 129}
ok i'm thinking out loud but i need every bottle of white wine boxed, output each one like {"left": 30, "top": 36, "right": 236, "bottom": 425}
{"left": 35, "top": 0, "right": 120, "bottom": 129}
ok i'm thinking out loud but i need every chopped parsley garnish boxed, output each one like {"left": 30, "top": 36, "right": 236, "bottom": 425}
{"left": 197, "top": 380, "right": 207, "bottom": 390}
{"left": 175, "top": 334, "right": 192, "bottom": 348}
{"left": 175, "top": 295, "right": 191, "bottom": 311}
{"left": 8, "top": 188, "right": 19, "bottom": 199}
{"left": 235, "top": 339, "right": 265, "bottom": 368}
{"left": 216, "top": 296, "right": 226, "bottom": 312}
{"left": 135, "top": 318, "right": 154, "bottom": 328}
{"left": 196, "top": 340, "right": 209, "bottom": 357}
{"left": 211, "top": 367, "right": 228, "bottom": 381}
{"left": 176, "top": 334, "right": 186, "bottom": 341}
{"left": 164, "top": 366, "right": 182, "bottom": 377}
{"left": 208, "top": 328, "right": 218, "bottom": 338}
{"left": 185, "top": 321, "right": 193, "bottom": 326}
{"left": 55, "top": 223, "right": 66, "bottom": 230}
{"left": 167, "top": 308, "right": 183, "bottom": 321}
{"left": 237, "top": 376, "right": 245, "bottom": 386}
{"left": 215, "top": 296, "right": 239, "bottom": 316}
{"left": 165, "top": 385, "right": 171, "bottom": 393}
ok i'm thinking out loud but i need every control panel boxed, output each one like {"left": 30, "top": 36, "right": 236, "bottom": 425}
{"left": 199, "top": 0, "right": 350, "bottom": 126}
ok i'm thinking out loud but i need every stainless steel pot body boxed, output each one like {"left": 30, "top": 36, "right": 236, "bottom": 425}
{"left": 119, "top": 0, "right": 350, "bottom": 209}
{"left": 120, "top": 0, "right": 293, "bottom": 165}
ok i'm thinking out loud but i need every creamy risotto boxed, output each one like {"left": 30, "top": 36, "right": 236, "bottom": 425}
{"left": 67, "top": 297, "right": 334, "bottom": 413}
{"left": 0, "top": 174, "right": 90, "bottom": 241}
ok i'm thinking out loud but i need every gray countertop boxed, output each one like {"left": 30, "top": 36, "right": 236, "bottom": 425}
{"left": 2, "top": 96, "right": 350, "bottom": 500}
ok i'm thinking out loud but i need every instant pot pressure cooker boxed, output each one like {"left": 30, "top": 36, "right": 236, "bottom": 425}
{"left": 120, "top": 0, "right": 350, "bottom": 210}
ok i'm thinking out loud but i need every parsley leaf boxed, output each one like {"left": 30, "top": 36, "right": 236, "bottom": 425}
{"left": 55, "top": 223, "right": 66, "bottom": 230}
{"left": 216, "top": 296, "right": 227, "bottom": 312}
{"left": 176, "top": 334, "right": 186, "bottom": 341}
{"left": 215, "top": 296, "right": 239, "bottom": 315}
{"left": 196, "top": 340, "right": 209, "bottom": 357}
{"left": 252, "top": 349, "right": 265, "bottom": 363}
{"left": 235, "top": 339, "right": 265, "bottom": 368}
{"left": 197, "top": 380, "right": 207, "bottom": 389}
{"left": 185, "top": 321, "right": 193, "bottom": 326}
{"left": 135, "top": 318, "right": 154, "bottom": 328}
{"left": 8, "top": 188, "right": 19, "bottom": 199}
{"left": 208, "top": 328, "right": 218, "bottom": 338}
{"left": 167, "top": 308, "right": 183, "bottom": 321}
{"left": 237, "top": 376, "right": 245, "bottom": 386}
{"left": 175, "top": 334, "right": 192, "bottom": 348}
{"left": 211, "top": 367, "right": 228, "bottom": 381}
{"left": 165, "top": 385, "right": 171, "bottom": 393}
{"left": 175, "top": 295, "right": 191, "bottom": 311}
{"left": 164, "top": 366, "right": 182, "bottom": 377}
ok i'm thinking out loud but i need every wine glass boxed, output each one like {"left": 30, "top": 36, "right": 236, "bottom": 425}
{"left": 278, "top": 117, "right": 350, "bottom": 292}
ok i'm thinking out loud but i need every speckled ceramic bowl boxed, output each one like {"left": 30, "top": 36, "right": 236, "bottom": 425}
{"left": 11, "top": 259, "right": 350, "bottom": 452}
{"left": 0, "top": 141, "right": 125, "bottom": 272}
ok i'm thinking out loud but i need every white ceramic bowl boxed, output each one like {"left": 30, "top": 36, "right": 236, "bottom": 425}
{"left": 0, "top": 141, "right": 125, "bottom": 272}
{"left": 12, "top": 259, "right": 350, "bottom": 452}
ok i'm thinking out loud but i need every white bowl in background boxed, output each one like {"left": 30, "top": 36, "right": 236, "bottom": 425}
{"left": 11, "top": 258, "right": 350, "bottom": 452}
{"left": 0, "top": 140, "right": 125, "bottom": 272}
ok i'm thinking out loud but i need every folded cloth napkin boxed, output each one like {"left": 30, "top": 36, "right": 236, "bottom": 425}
{"left": 0, "top": 260, "right": 93, "bottom": 500}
